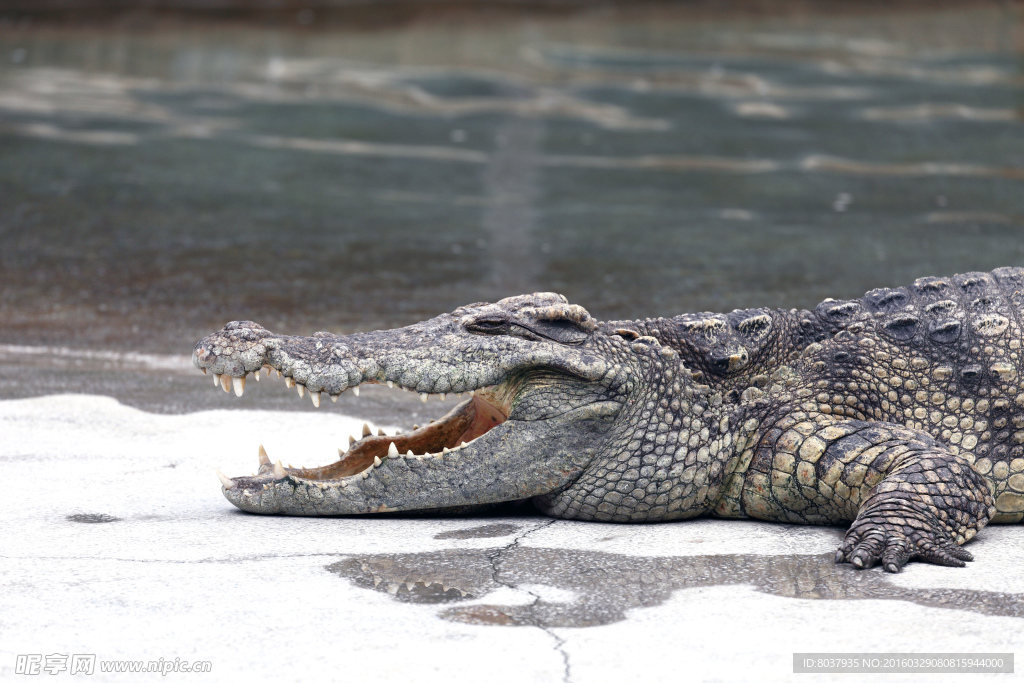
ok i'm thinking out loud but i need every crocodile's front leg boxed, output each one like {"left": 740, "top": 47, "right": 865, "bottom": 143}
{"left": 836, "top": 447, "right": 993, "bottom": 572}
{"left": 739, "top": 414, "right": 995, "bottom": 572}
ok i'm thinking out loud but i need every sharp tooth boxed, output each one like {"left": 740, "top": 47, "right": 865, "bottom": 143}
{"left": 201, "top": 367, "right": 207, "bottom": 375}
{"left": 265, "top": 366, "right": 271, "bottom": 376}
{"left": 386, "top": 380, "right": 394, "bottom": 389}
{"left": 443, "top": 446, "right": 449, "bottom": 453}
{"left": 360, "top": 470, "right": 369, "bottom": 479}
{"left": 406, "top": 582, "right": 415, "bottom": 591}
{"left": 222, "top": 375, "right": 232, "bottom": 393}
{"left": 330, "top": 394, "right": 338, "bottom": 403}
{"left": 461, "top": 442, "right": 468, "bottom": 447}
{"left": 387, "top": 583, "right": 399, "bottom": 595}
{"left": 373, "top": 456, "right": 382, "bottom": 467}
{"left": 253, "top": 371, "right": 260, "bottom": 382}
{"left": 276, "top": 370, "right": 282, "bottom": 378}
{"left": 297, "top": 384, "right": 305, "bottom": 398}
{"left": 338, "top": 448, "right": 345, "bottom": 459}
{"left": 362, "top": 423, "right": 371, "bottom": 437}
{"left": 439, "top": 393, "right": 446, "bottom": 401}
{"left": 420, "top": 393, "right": 428, "bottom": 403}
{"left": 349, "top": 435, "right": 356, "bottom": 446}
{"left": 234, "top": 375, "right": 246, "bottom": 397}
{"left": 373, "top": 575, "right": 382, "bottom": 587}
{"left": 285, "top": 377, "right": 295, "bottom": 388}
{"left": 213, "top": 373, "right": 220, "bottom": 387}
{"left": 273, "top": 460, "right": 286, "bottom": 480}
{"left": 216, "top": 469, "right": 235, "bottom": 489}
{"left": 407, "top": 450, "right": 414, "bottom": 456}
{"left": 258, "top": 445, "right": 270, "bottom": 466}
{"left": 413, "top": 424, "right": 420, "bottom": 430}
{"left": 311, "top": 391, "right": 320, "bottom": 408}
{"left": 388, "top": 442, "right": 398, "bottom": 457}
{"left": 377, "top": 428, "right": 386, "bottom": 436}
{"left": 352, "top": 386, "right": 360, "bottom": 397}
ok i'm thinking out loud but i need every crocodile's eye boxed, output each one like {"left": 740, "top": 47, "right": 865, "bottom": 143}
{"left": 710, "top": 349, "right": 749, "bottom": 375}
{"left": 467, "top": 319, "right": 509, "bottom": 335}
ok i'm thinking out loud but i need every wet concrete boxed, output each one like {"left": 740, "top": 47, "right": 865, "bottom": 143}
{"left": 434, "top": 522, "right": 524, "bottom": 539}
{"left": 0, "top": 342, "right": 435, "bottom": 424}
{"left": 0, "top": 2, "right": 1022, "bottom": 359}
{"left": 65, "top": 512, "right": 121, "bottom": 523}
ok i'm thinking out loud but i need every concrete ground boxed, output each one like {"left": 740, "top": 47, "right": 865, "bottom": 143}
{"left": 2, "top": 392, "right": 1022, "bottom": 682}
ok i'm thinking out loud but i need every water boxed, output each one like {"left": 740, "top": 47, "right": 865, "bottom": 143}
{"left": 329, "top": 544, "right": 1024, "bottom": 627}
{"left": 0, "top": 3, "right": 1022, "bottom": 372}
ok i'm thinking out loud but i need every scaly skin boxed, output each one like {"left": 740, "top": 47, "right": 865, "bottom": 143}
{"left": 195, "top": 269, "right": 1024, "bottom": 573}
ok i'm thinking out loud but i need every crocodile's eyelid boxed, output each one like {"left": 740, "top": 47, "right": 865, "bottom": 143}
{"left": 467, "top": 319, "right": 507, "bottom": 331}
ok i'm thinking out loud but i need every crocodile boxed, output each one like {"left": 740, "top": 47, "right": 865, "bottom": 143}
{"left": 193, "top": 267, "right": 1024, "bottom": 573}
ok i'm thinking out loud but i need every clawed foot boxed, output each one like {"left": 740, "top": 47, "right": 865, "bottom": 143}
{"left": 835, "top": 502, "right": 973, "bottom": 573}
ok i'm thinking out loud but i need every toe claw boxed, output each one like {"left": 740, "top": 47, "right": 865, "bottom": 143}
{"left": 951, "top": 546, "right": 974, "bottom": 562}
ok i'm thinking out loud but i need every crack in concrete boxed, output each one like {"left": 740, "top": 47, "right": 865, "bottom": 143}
{"left": 485, "top": 518, "right": 571, "bottom": 683}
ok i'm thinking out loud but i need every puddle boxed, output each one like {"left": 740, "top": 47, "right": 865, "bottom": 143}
{"left": 66, "top": 513, "right": 120, "bottom": 523}
{"left": 433, "top": 523, "right": 522, "bottom": 540}
{"left": 327, "top": 548, "right": 1024, "bottom": 627}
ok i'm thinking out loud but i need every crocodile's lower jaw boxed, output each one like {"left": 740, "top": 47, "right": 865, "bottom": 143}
{"left": 214, "top": 369, "right": 511, "bottom": 491}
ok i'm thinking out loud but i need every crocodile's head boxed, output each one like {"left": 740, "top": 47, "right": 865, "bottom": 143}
{"left": 193, "top": 293, "right": 707, "bottom": 517}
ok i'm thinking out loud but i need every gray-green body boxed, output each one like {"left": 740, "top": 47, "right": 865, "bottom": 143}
{"left": 194, "top": 268, "right": 1024, "bottom": 572}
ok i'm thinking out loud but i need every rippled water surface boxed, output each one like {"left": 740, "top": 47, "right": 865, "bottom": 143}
{"left": 0, "top": 3, "right": 1022, "bottom": 364}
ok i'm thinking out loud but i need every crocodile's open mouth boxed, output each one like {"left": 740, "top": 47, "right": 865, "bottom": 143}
{"left": 210, "top": 367, "right": 511, "bottom": 487}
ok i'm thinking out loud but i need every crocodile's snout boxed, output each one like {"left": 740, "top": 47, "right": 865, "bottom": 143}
{"left": 192, "top": 320, "right": 274, "bottom": 380}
